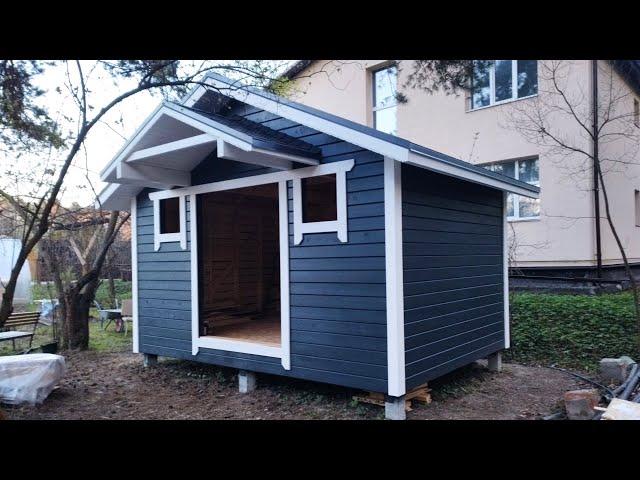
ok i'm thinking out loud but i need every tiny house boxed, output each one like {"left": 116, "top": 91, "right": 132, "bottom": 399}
{"left": 98, "top": 73, "right": 539, "bottom": 418}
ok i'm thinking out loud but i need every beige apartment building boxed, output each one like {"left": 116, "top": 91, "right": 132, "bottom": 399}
{"left": 283, "top": 60, "right": 640, "bottom": 276}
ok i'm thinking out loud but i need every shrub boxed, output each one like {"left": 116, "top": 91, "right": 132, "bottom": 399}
{"left": 507, "top": 291, "right": 640, "bottom": 371}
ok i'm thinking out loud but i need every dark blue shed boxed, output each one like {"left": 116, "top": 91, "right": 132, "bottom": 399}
{"left": 98, "top": 73, "right": 539, "bottom": 418}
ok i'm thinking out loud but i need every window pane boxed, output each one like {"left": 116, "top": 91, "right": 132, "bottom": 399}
{"left": 374, "top": 66, "right": 397, "bottom": 109}
{"left": 472, "top": 61, "right": 491, "bottom": 109}
{"left": 160, "top": 197, "right": 180, "bottom": 234}
{"left": 506, "top": 193, "right": 515, "bottom": 217}
{"left": 518, "top": 158, "right": 539, "bottom": 185}
{"left": 517, "top": 60, "right": 538, "bottom": 98}
{"left": 485, "top": 161, "right": 516, "bottom": 178}
{"left": 374, "top": 107, "right": 397, "bottom": 135}
{"left": 302, "top": 174, "right": 337, "bottom": 223}
{"left": 518, "top": 197, "right": 540, "bottom": 218}
{"left": 494, "top": 60, "right": 513, "bottom": 102}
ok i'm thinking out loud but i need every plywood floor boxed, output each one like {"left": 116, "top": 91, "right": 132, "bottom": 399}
{"left": 205, "top": 317, "right": 281, "bottom": 347}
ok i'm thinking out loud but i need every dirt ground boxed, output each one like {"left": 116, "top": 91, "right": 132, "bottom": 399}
{"left": 2, "top": 350, "right": 590, "bottom": 420}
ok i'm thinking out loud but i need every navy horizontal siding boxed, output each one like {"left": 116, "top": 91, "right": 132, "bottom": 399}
{"left": 136, "top": 105, "right": 388, "bottom": 393}
{"left": 401, "top": 165, "right": 505, "bottom": 391}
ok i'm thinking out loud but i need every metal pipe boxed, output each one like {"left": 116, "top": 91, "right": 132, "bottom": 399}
{"left": 548, "top": 365, "right": 615, "bottom": 399}
{"left": 621, "top": 367, "right": 640, "bottom": 400}
{"left": 592, "top": 60, "right": 603, "bottom": 278}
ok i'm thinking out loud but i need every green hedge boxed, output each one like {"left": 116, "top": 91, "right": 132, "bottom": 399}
{"left": 507, "top": 292, "right": 640, "bottom": 371}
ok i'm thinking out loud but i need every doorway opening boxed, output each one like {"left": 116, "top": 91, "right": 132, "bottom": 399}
{"left": 198, "top": 183, "right": 280, "bottom": 347}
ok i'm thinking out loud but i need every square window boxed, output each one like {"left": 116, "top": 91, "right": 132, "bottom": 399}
{"left": 372, "top": 65, "right": 398, "bottom": 135}
{"left": 160, "top": 197, "right": 180, "bottom": 233}
{"left": 302, "top": 174, "right": 337, "bottom": 223}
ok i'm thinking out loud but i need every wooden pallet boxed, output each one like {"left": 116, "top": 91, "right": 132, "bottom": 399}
{"left": 352, "top": 384, "right": 431, "bottom": 411}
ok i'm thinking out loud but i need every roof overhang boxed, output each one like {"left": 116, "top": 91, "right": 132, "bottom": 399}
{"left": 97, "top": 101, "right": 321, "bottom": 211}
{"left": 182, "top": 73, "right": 539, "bottom": 200}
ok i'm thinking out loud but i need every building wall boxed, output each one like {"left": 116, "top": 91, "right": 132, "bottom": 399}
{"left": 136, "top": 104, "right": 389, "bottom": 393}
{"left": 401, "top": 165, "right": 505, "bottom": 390}
{"left": 288, "top": 60, "right": 640, "bottom": 268}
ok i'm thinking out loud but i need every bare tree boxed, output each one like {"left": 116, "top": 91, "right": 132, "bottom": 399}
{"left": 504, "top": 60, "right": 640, "bottom": 322}
{"left": 0, "top": 60, "right": 336, "bottom": 331}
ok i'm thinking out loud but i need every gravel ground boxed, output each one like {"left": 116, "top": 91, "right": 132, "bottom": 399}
{"left": 3, "top": 351, "right": 588, "bottom": 420}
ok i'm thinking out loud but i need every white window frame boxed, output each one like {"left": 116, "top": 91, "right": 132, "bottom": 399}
{"left": 469, "top": 60, "right": 538, "bottom": 111}
{"left": 153, "top": 194, "right": 187, "bottom": 251}
{"left": 372, "top": 65, "right": 398, "bottom": 135}
{"left": 484, "top": 158, "right": 540, "bottom": 221}
{"left": 293, "top": 167, "right": 350, "bottom": 245}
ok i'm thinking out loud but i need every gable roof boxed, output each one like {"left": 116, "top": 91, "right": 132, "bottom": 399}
{"left": 184, "top": 72, "right": 539, "bottom": 197}
{"left": 99, "top": 71, "right": 539, "bottom": 211}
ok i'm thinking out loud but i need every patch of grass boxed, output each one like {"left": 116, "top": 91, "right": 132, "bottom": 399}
{"left": 0, "top": 320, "right": 132, "bottom": 356}
{"left": 507, "top": 291, "right": 640, "bottom": 371}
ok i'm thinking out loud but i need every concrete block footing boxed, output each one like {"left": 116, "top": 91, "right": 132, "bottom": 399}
{"left": 143, "top": 353, "right": 158, "bottom": 367}
{"left": 238, "top": 370, "right": 257, "bottom": 393}
{"left": 385, "top": 396, "right": 406, "bottom": 420}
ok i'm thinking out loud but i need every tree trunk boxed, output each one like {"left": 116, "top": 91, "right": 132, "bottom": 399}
{"left": 61, "top": 279, "right": 99, "bottom": 350}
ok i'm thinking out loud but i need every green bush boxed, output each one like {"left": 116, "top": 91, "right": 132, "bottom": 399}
{"left": 507, "top": 291, "right": 640, "bottom": 371}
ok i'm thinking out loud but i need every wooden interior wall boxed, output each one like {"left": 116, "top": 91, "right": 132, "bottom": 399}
{"left": 198, "top": 184, "right": 280, "bottom": 329}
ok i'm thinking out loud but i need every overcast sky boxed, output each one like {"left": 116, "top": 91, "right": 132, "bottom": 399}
{"left": 1, "top": 60, "right": 292, "bottom": 207}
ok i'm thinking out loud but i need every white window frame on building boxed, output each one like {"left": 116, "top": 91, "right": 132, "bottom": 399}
{"left": 484, "top": 157, "right": 540, "bottom": 221}
{"left": 372, "top": 64, "right": 398, "bottom": 135}
{"left": 470, "top": 60, "right": 538, "bottom": 110}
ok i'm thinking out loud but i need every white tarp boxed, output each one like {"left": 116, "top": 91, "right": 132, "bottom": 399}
{"left": 0, "top": 238, "right": 32, "bottom": 305}
{"left": 0, "top": 353, "right": 66, "bottom": 405}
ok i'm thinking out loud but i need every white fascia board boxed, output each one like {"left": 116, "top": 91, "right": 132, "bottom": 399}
{"left": 117, "top": 162, "right": 191, "bottom": 188}
{"left": 96, "top": 183, "right": 139, "bottom": 211}
{"left": 99, "top": 103, "right": 167, "bottom": 180}
{"left": 199, "top": 76, "right": 410, "bottom": 162}
{"left": 127, "top": 133, "right": 217, "bottom": 163}
{"left": 406, "top": 151, "right": 540, "bottom": 199}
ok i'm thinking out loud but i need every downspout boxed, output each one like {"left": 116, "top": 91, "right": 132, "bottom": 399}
{"left": 592, "top": 60, "right": 603, "bottom": 278}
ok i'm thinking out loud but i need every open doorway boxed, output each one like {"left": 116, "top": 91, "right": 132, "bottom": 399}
{"left": 198, "top": 183, "right": 280, "bottom": 347}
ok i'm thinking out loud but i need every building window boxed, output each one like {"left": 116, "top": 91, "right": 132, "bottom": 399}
{"left": 372, "top": 65, "right": 397, "bottom": 135}
{"left": 471, "top": 60, "right": 538, "bottom": 110}
{"left": 160, "top": 197, "right": 180, "bottom": 233}
{"left": 634, "top": 99, "right": 639, "bottom": 127}
{"left": 153, "top": 195, "right": 186, "bottom": 251}
{"left": 635, "top": 190, "right": 640, "bottom": 227}
{"left": 484, "top": 157, "right": 540, "bottom": 220}
{"left": 302, "top": 174, "right": 337, "bottom": 223}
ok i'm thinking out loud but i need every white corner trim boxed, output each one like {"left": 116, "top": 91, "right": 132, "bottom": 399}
{"left": 279, "top": 180, "right": 291, "bottom": 370}
{"left": 503, "top": 191, "right": 511, "bottom": 349}
{"left": 190, "top": 194, "right": 199, "bottom": 356}
{"left": 131, "top": 196, "right": 139, "bottom": 354}
{"left": 153, "top": 195, "right": 187, "bottom": 251}
{"left": 384, "top": 157, "right": 405, "bottom": 397}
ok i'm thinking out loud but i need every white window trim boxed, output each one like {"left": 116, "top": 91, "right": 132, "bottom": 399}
{"left": 153, "top": 195, "right": 187, "bottom": 251}
{"left": 469, "top": 60, "right": 538, "bottom": 111}
{"left": 292, "top": 168, "right": 349, "bottom": 245}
